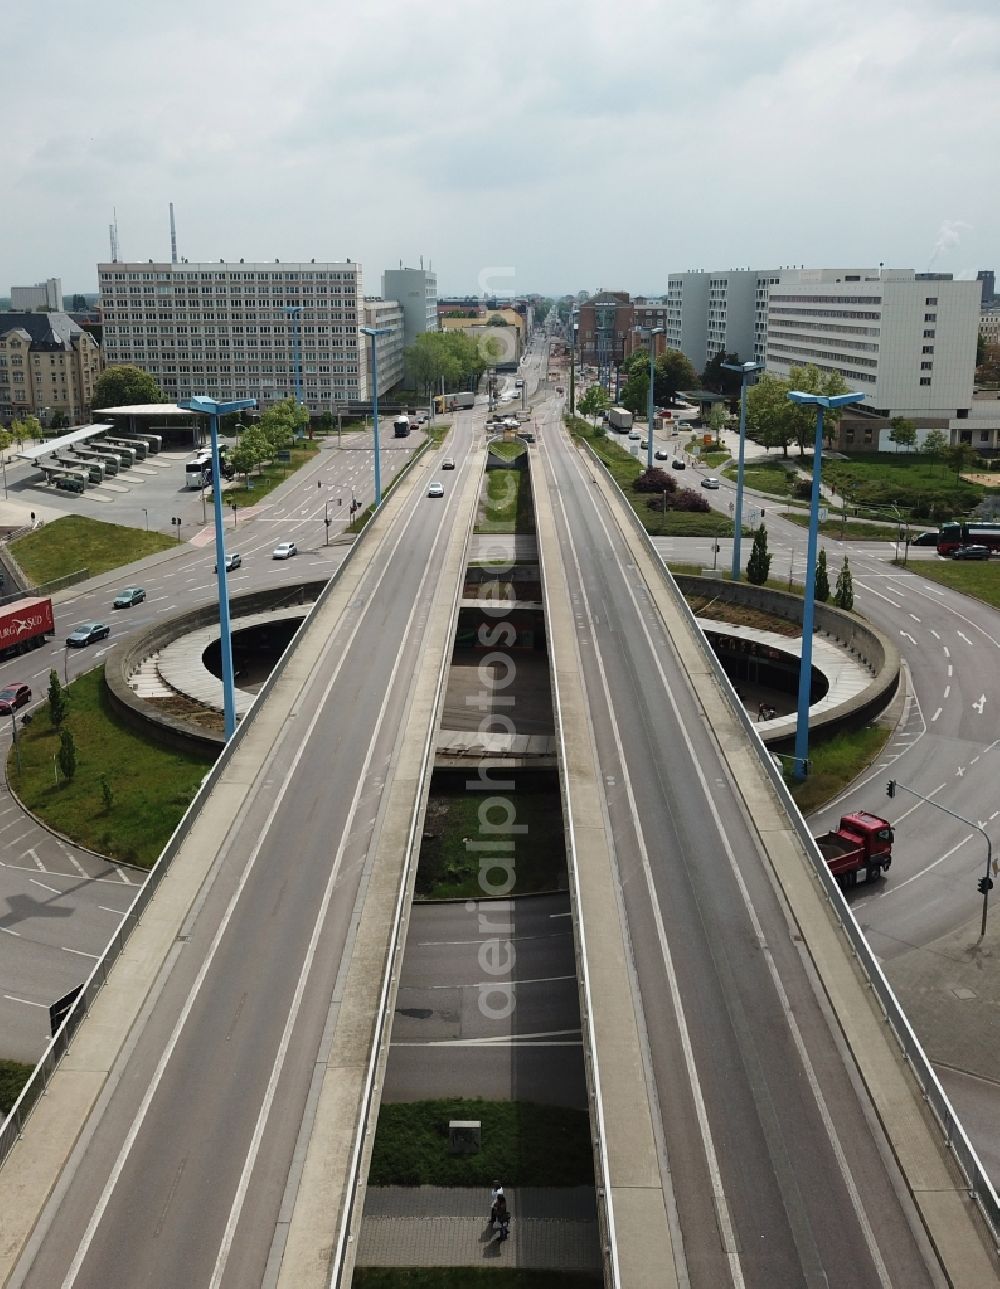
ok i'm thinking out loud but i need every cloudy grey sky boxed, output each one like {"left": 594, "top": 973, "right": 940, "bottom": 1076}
{"left": 4, "top": 0, "right": 998, "bottom": 298}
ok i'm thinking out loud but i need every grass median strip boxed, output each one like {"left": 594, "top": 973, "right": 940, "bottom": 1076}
{"left": 368, "top": 1100, "right": 594, "bottom": 1187}
{"left": 897, "top": 558, "right": 1000, "bottom": 611}
{"left": 9, "top": 667, "right": 214, "bottom": 867}
{"left": 416, "top": 790, "right": 566, "bottom": 900}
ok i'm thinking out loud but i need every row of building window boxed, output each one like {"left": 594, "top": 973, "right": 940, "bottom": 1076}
{"left": 770, "top": 306, "right": 882, "bottom": 322}
{"left": 767, "top": 340, "right": 878, "bottom": 368}
{"left": 101, "top": 270, "right": 357, "bottom": 283}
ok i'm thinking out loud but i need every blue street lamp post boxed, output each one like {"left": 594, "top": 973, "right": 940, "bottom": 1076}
{"left": 361, "top": 326, "right": 391, "bottom": 507}
{"left": 721, "top": 360, "right": 764, "bottom": 581}
{"left": 179, "top": 395, "right": 257, "bottom": 741}
{"left": 786, "top": 389, "right": 866, "bottom": 779}
{"left": 646, "top": 328, "right": 663, "bottom": 471}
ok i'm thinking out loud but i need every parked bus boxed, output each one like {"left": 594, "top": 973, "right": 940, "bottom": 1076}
{"left": 937, "top": 521, "right": 1000, "bottom": 555}
{"left": 186, "top": 449, "right": 213, "bottom": 487}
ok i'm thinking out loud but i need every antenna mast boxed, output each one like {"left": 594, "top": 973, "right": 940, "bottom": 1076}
{"left": 170, "top": 202, "right": 178, "bottom": 263}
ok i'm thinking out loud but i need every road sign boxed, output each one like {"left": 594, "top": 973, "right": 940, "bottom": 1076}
{"left": 818, "top": 506, "right": 828, "bottom": 522}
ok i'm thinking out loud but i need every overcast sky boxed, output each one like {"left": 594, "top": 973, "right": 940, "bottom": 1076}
{"left": 4, "top": 0, "right": 997, "bottom": 299}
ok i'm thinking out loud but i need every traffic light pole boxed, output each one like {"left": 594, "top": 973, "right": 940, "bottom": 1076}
{"left": 886, "top": 779, "right": 995, "bottom": 939}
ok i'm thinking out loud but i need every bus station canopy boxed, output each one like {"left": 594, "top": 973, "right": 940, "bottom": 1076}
{"left": 17, "top": 424, "right": 113, "bottom": 461}
{"left": 97, "top": 404, "right": 200, "bottom": 418}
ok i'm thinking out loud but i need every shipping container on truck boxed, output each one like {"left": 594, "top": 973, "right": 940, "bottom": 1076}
{"left": 0, "top": 597, "right": 55, "bottom": 661}
{"left": 608, "top": 406, "right": 633, "bottom": 431}
{"left": 451, "top": 391, "right": 475, "bottom": 410}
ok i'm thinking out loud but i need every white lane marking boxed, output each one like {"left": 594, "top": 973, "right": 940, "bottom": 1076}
{"left": 29, "top": 878, "right": 60, "bottom": 894}
{"left": 899, "top": 631, "right": 916, "bottom": 646}
{"left": 947, "top": 665, "right": 953, "bottom": 678}
{"left": 60, "top": 454, "right": 451, "bottom": 1289}
{"left": 61, "top": 849, "right": 89, "bottom": 878}
{"left": 4, "top": 994, "right": 48, "bottom": 1008}
{"left": 393, "top": 1029, "right": 582, "bottom": 1048}
{"left": 207, "top": 490, "right": 462, "bottom": 1289}
{"left": 942, "top": 646, "right": 950, "bottom": 658}
{"left": 61, "top": 946, "right": 101, "bottom": 959}
{"left": 879, "top": 835, "right": 974, "bottom": 897}
{"left": 956, "top": 631, "right": 974, "bottom": 646}
{"left": 973, "top": 695, "right": 987, "bottom": 714}
{"left": 418, "top": 974, "right": 577, "bottom": 991}
{"left": 25, "top": 847, "right": 45, "bottom": 870}
{"left": 0, "top": 927, "right": 21, "bottom": 938}
{"left": 99, "top": 906, "right": 128, "bottom": 917}
{"left": 931, "top": 708, "right": 942, "bottom": 722}
{"left": 552, "top": 480, "right": 745, "bottom": 1287}
{"left": 549, "top": 910, "right": 573, "bottom": 918}
{"left": 929, "top": 630, "right": 940, "bottom": 640}
{"left": 943, "top": 686, "right": 950, "bottom": 700}
{"left": 854, "top": 580, "right": 901, "bottom": 608}
{"left": 908, "top": 614, "right": 920, "bottom": 623}
{"left": 555, "top": 443, "right": 894, "bottom": 1288}
{"left": 416, "top": 931, "right": 571, "bottom": 948}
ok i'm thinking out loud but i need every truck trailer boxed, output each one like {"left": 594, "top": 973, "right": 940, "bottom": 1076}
{"left": 393, "top": 414, "right": 411, "bottom": 438}
{"left": 608, "top": 406, "right": 633, "bottom": 432}
{"left": 814, "top": 811, "right": 894, "bottom": 887}
{"left": 0, "top": 597, "right": 55, "bottom": 662}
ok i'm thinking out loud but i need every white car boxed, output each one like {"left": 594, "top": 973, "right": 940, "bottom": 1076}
{"left": 628, "top": 430, "right": 641, "bottom": 441}
{"left": 701, "top": 476, "right": 721, "bottom": 490}
{"left": 272, "top": 541, "right": 298, "bottom": 559}
{"left": 427, "top": 481, "right": 444, "bottom": 498}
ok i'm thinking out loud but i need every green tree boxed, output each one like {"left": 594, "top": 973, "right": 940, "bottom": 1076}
{"left": 708, "top": 404, "right": 729, "bottom": 445}
{"left": 922, "top": 428, "right": 948, "bottom": 459}
{"left": 0, "top": 428, "right": 12, "bottom": 455}
{"left": 976, "top": 331, "right": 986, "bottom": 368}
{"left": 49, "top": 409, "right": 69, "bottom": 430}
{"left": 746, "top": 364, "right": 850, "bottom": 458}
{"left": 815, "top": 548, "right": 830, "bottom": 602}
{"left": 653, "top": 349, "right": 698, "bottom": 406}
{"left": 888, "top": 417, "right": 917, "bottom": 452}
{"left": 835, "top": 556, "right": 854, "bottom": 611}
{"left": 231, "top": 426, "right": 267, "bottom": 485}
{"left": 72, "top": 294, "right": 88, "bottom": 311}
{"left": 701, "top": 351, "right": 743, "bottom": 397}
{"left": 58, "top": 727, "right": 77, "bottom": 781}
{"left": 486, "top": 314, "right": 509, "bottom": 326}
{"left": 946, "top": 443, "right": 976, "bottom": 476}
{"left": 578, "top": 384, "right": 611, "bottom": 424}
{"left": 48, "top": 670, "right": 67, "bottom": 728}
{"left": 21, "top": 415, "right": 42, "bottom": 443}
{"left": 93, "top": 364, "right": 163, "bottom": 409}
{"left": 620, "top": 368, "right": 649, "bottom": 417}
{"left": 319, "top": 410, "right": 334, "bottom": 435}
{"left": 746, "top": 523, "right": 772, "bottom": 585}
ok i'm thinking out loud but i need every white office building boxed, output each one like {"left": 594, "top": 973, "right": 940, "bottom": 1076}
{"left": 362, "top": 298, "right": 405, "bottom": 397}
{"left": 763, "top": 268, "right": 980, "bottom": 418}
{"left": 666, "top": 269, "right": 777, "bottom": 370}
{"left": 381, "top": 265, "right": 438, "bottom": 349}
{"left": 99, "top": 260, "right": 365, "bottom": 412}
{"left": 11, "top": 277, "right": 63, "bottom": 312}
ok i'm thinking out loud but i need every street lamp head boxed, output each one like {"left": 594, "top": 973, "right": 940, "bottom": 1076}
{"left": 722, "top": 360, "right": 764, "bottom": 375}
{"left": 787, "top": 389, "right": 866, "bottom": 410}
{"left": 360, "top": 325, "right": 391, "bottom": 338}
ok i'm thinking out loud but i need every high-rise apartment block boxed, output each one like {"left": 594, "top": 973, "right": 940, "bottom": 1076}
{"left": 362, "top": 298, "right": 405, "bottom": 396}
{"left": 10, "top": 277, "right": 63, "bottom": 312}
{"left": 99, "top": 261, "right": 365, "bottom": 411}
{"left": 381, "top": 265, "right": 438, "bottom": 348}
{"left": 0, "top": 312, "right": 103, "bottom": 424}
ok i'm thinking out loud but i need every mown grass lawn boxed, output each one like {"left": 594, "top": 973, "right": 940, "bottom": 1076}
{"left": 722, "top": 459, "right": 797, "bottom": 497}
{"left": 9, "top": 668, "right": 214, "bottom": 867}
{"left": 476, "top": 468, "right": 534, "bottom": 535}
{"left": 489, "top": 440, "right": 527, "bottom": 462}
{"left": 369, "top": 1100, "right": 594, "bottom": 1188}
{"left": 416, "top": 790, "right": 566, "bottom": 899}
{"left": 899, "top": 558, "right": 1000, "bottom": 611}
{"left": 0, "top": 1060, "right": 34, "bottom": 1115}
{"left": 780, "top": 513, "right": 902, "bottom": 542}
{"left": 786, "top": 724, "right": 893, "bottom": 816}
{"left": 820, "top": 453, "right": 986, "bottom": 519}
{"left": 354, "top": 1272, "right": 602, "bottom": 1289}
{"left": 10, "top": 515, "right": 175, "bottom": 586}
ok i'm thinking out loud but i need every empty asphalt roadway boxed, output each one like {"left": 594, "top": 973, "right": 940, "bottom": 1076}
{"left": 1, "top": 418, "right": 479, "bottom": 1288}
{"left": 532, "top": 393, "right": 997, "bottom": 1287}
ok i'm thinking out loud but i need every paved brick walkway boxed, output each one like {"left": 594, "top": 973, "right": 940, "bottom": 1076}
{"left": 356, "top": 1186, "right": 602, "bottom": 1271}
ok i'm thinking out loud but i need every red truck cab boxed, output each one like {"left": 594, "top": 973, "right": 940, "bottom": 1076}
{"left": 814, "top": 811, "right": 894, "bottom": 888}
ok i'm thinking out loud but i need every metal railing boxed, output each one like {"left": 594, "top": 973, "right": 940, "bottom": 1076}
{"left": 582, "top": 437, "right": 1000, "bottom": 1243}
{"left": 0, "top": 437, "right": 434, "bottom": 1167}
